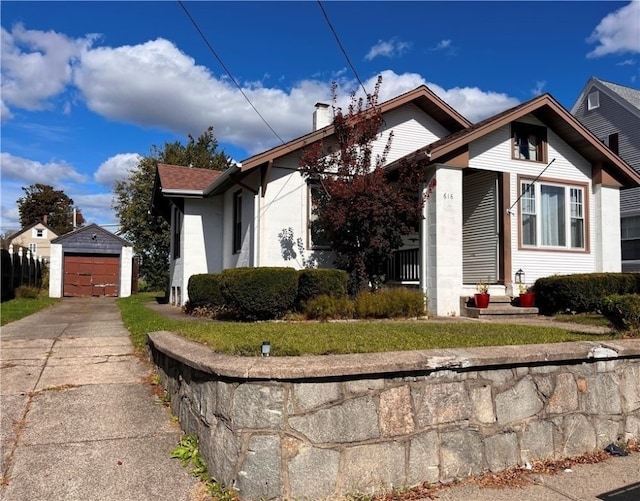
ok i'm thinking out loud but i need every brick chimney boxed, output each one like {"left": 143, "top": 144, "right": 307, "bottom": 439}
{"left": 313, "top": 103, "right": 331, "bottom": 131}
{"left": 43, "top": 215, "right": 48, "bottom": 225}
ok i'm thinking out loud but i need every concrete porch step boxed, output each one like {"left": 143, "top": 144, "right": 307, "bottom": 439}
{"left": 461, "top": 295, "right": 539, "bottom": 319}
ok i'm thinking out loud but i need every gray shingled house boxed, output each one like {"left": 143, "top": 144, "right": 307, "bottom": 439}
{"left": 572, "top": 77, "right": 640, "bottom": 271}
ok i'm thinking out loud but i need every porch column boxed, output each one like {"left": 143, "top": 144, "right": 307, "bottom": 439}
{"left": 425, "top": 166, "right": 463, "bottom": 316}
{"left": 49, "top": 243, "right": 63, "bottom": 298}
{"left": 593, "top": 183, "right": 621, "bottom": 272}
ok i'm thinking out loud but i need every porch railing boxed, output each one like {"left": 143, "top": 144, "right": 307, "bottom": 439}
{"left": 386, "top": 248, "right": 420, "bottom": 283}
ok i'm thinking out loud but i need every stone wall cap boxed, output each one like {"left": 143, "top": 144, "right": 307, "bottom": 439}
{"left": 147, "top": 331, "right": 640, "bottom": 380}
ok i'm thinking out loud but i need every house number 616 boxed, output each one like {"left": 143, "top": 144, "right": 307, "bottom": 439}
{"left": 443, "top": 193, "right": 453, "bottom": 199}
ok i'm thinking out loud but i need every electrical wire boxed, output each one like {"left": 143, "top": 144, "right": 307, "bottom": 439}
{"left": 316, "top": 0, "right": 369, "bottom": 98}
{"left": 178, "top": 1, "right": 288, "bottom": 147}
{"left": 507, "top": 158, "right": 556, "bottom": 214}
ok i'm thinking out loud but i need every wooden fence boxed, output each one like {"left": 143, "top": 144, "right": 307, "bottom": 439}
{"left": 1, "top": 245, "right": 45, "bottom": 302}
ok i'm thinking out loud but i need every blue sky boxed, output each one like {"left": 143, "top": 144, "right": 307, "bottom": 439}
{"left": 1, "top": 1, "right": 639, "bottom": 233}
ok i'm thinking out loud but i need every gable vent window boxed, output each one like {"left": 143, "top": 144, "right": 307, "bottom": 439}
{"left": 587, "top": 91, "right": 600, "bottom": 110}
{"left": 512, "top": 123, "right": 547, "bottom": 163}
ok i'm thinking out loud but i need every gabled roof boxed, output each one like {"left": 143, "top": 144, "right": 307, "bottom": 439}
{"left": 51, "top": 223, "right": 132, "bottom": 246}
{"left": 570, "top": 77, "right": 640, "bottom": 118}
{"left": 392, "top": 93, "right": 640, "bottom": 188}
{"left": 156, "top": 163, "right": 224, "bottom": 195}
{"left": 7, "top": 220, "right": 59, "bottom": 241}
{"left": 239, "top": 85, "right": 473, "bottom": 174}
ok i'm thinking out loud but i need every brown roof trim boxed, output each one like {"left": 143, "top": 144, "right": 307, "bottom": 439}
{"left": 418, "top": 93, "right": 640, "bottom": 188}
{"left": 239, "top": 85, "right": 472, "bottom": 173}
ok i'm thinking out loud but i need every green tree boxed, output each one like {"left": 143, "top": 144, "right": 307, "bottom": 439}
{"left": 17, "top": 184, "right": 85, "bottom": 235}
{"left": 113, "top": 127, "right": 231, "bottom": 291}
{"left": 299, "top": 77, "right": 426, "bottom": 294}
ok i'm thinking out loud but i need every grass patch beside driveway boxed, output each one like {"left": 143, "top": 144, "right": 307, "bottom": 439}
{"left": 1, "top": 295, "right": 59, "bottom": 326}
{"left": 117, "top": 293, "right": 621, "bottom": 356}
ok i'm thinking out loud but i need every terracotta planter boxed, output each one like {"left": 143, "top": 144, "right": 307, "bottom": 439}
{"left": 474, "top": 293, "right": 490, "bottom": 308}
{"left": 519, "top": 292, "right": 535, "bottom": 307}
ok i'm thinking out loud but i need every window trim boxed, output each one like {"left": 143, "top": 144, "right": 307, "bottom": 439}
{"left": 517, "top": 175, "right": 590, "bottom": 253}
{"left": 28, "top": 243, "right": 37, "bottom": 254}
{"left": 587, "top": 90, "right": 600, "bottom": 110}
{"left": 511, "top": 123, "right": 547, "bottom": 163}
{"left": 34, "top": 228, "right": 45, "bottom": 238}
{"left": 232, "top": 190, "right": 242, "bottom": 254}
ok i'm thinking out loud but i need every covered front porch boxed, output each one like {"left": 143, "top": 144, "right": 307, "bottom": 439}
{"left": 385, "top": 166, "right": 514, "bottom": 315}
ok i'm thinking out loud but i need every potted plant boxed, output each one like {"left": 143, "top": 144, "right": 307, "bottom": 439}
{"left": 518, "top": 284, "right": 535, "bottom": 307}
{"left": 474, "top": 281, "right": 490, "bottom": 308}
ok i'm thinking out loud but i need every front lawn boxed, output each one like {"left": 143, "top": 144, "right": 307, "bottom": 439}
{"left": 117, "top": 293, "right": 622, "bottom": 356}
{"left": 1, "top": 295, "right": 60, "bottom": 326}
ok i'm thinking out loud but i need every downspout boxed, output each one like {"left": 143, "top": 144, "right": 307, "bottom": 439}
{"left": 254, "top": 191, "right": 261, "bottom": 267}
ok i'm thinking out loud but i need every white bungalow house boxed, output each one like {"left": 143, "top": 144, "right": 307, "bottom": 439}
{"left": 152, "top": 85, "right": 640, "bottom": 316}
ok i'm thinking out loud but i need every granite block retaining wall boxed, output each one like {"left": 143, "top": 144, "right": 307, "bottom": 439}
{"left": 147, "top": 331, "right": 640, "bottom": 500}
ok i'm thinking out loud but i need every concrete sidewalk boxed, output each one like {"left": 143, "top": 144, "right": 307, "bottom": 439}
{"left": 0, "top": 297, "right": 200, "bottom": 501}
{"left": 432, "top": 452, "right": 640, "bottom": 500}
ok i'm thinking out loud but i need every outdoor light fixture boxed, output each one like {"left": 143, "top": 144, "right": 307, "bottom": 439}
{"left": 515, "top": 269, "right": 525, "bottom": 284}
{"left": 261, "top": 341, "right": 271, "bottom": 357}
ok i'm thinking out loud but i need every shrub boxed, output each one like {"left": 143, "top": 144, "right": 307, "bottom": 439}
{"left": 187, "top": 274, "right": 225, "bottom": 310}
{"left": 296, "top": 269, "right": 348, "bottom": 309}
{"left": 534, "top": 273, "right": 640, "bottom": 316}
{"left": 304, "top": 294, "right": 355, "bottom": 321}
{"left": 14, "top": 285, "right": 41, "bottom": 299}
{"left": 220, "top": 267, "right": 299, "bottom": 320}
{"left": 601, "top": 294, "right": 640, "bottom": 332}
{"left": 354, "top": 287, "right": 425, "bottom": 319}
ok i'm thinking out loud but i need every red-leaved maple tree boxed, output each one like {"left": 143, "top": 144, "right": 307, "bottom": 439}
{"left": 299, "top": 77, "right": 427, "bottom": 294}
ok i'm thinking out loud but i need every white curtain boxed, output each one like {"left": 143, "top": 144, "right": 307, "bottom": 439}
{"left": 541, "top": 186, "right": 565, "bottom": 246}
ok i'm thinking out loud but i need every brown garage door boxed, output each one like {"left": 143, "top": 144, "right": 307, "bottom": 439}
{"left": 63, "top": 255, "right": 120, "bottom": 297}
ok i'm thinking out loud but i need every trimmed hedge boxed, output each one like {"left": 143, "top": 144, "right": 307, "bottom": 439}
{"left": 601, "top": 294, "right": 640, "bottom": 331}
{"left": 220, "top": 267, "right": 299, "bottom": 320}
{"left": 187, "top": 273, "right": 225, "bottom": 309}
{"left": 534, "top": 273, "right": 640, "bottom": 316}
{"left": 296, "top": 269, "right": 348, "bottom": 308}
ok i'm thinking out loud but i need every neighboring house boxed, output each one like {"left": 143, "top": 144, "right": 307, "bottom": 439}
{"left": 153, "top": 85, "right": 640, "bottom": 316}
{"left": 571, "top": 77, "right": 640, "bottom": 271}
{"left": 6, "top": 220, "right": 59, "bottom": 263}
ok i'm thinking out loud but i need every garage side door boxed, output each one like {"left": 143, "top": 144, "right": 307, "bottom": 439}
{"left": 63, "top": 255, "right": 120, "bottom": 297}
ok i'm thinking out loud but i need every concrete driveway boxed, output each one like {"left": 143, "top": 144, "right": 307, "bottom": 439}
{"left": 0, "top": 297, "right": 200, "bottom": 501}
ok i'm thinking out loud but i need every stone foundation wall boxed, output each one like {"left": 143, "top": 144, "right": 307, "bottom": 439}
{"left": 147, "top": 332, "right": 640, "bottom": 500}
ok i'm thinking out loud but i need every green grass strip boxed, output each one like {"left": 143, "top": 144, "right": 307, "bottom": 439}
{"left": 1, "top": 295, "right": 60, "bottom": 326}
{"left": 117, "top": 292, "right": 621, "bottom": 356}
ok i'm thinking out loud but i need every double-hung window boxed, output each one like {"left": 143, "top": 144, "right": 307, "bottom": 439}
{"left": 512, "top": 123, "right": 546, "bottom": 162}
{"left": 232, "top": 190, "right": 242, "bottom": 254}
{"left": 520, "top": 179, "right": 587, "bottom": 251}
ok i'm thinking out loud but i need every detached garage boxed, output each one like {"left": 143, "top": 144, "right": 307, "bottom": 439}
{"left": 49, "top": 224, "right": 134, "bottom": 298}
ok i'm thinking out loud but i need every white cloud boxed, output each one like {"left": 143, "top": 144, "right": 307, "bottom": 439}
{"left": 94, "top": 153, "right": 141, "bottom": 187}
{"left": 433, "top": 39, "right": 452, "bottom": 51}
{"left": 72, "top": 193, "right": 117, "bottom": 225}
{"left": 587, "top": 2, "right": 640, "bottom": 58}
{"left": 1, "top": 23, "right": 96, "bottom": 112}
{"left": 365, "top": 38, "right": 411, "bottom": 61}
{"left": 0, "top": 152, "right": 87, "bottom": 185}
{"left": 352, "top": 70, "right": 519, "bottom": 123}
{"left": 617, "top": 59, "right": 637, "bottom": 66}
{"left": 531, "top": 81, "right": 547, "bottom": 96}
